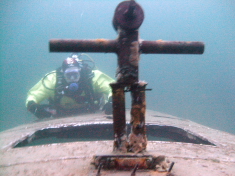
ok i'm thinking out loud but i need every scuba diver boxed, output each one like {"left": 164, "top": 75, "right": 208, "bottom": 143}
{"left": 26, "top": 54, "right": 114, "bottom": 119}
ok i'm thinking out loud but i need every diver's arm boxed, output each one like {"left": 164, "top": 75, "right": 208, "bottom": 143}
{"left": 92, "top": 70, "right": 114, "bottom": 101}
{"left": 92, "top": 70, "right": 114, "bottom": 115}
{"left": 26, "top": 72, "right": 56, "bottom": 108}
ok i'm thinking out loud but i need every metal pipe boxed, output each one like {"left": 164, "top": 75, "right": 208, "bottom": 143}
{"left": 110, "top": 83, "right": 127, "bottom": 152}
{"left": 128, "top": 82, "right": 147, "bottom": 153}
{"left": 116, "top": 30, "right": 139, "bottom": 84}
{"left": 131, "top": 164, "right": 139, "bottom": 176}
{"left": 50, "top": 39, "right": 117, "bottom": 53}
{"left": 168, "top": 162, "right": 175, "bottom": 172}
{"left": 140, "top": 40, "right": 204, "bottom": 54}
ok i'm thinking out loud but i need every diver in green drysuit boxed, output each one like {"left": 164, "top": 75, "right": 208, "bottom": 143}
{"left": 26, "top": 54, "right": 114, "bottom": 118}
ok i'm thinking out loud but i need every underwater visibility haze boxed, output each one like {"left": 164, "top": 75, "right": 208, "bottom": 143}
{"left": 0, "top": 0, "right": 235, "bottom": 134}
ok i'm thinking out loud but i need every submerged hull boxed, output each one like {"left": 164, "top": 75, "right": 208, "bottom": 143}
{"left": 0, "top": 110, "right": 235, "bottom": 175}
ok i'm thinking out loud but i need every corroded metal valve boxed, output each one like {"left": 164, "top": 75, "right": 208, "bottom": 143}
{"left": 113, "top": 0, "right": 144, "bottom": 31}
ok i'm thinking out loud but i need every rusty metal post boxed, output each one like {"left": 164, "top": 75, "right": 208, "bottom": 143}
{"left": 111, "top": 0, "right": 145, "bottom": 152}
{"left": 116, "top": 30, "right": 139, "bottom": 84}
{"left": 110, "top": 83, "right": 127, "bottom": 152}
{"left": 129, "top": 81, "right": 148, "bottom": 153}
{"left": 114, "top": 0, "right": 144, "bottom": 84}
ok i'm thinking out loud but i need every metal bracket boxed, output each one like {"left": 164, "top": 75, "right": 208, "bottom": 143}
{"left": 93, "top": 154, "right": 173, "bottom": 171}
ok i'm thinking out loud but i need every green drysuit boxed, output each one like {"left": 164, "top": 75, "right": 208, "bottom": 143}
{"left": 26, "top": 70, "right": 114, "bottom": 111}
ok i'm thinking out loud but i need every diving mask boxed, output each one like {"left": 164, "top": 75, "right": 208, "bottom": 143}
{"left": 64, "top": 67, "right": 81, "bottom": 83}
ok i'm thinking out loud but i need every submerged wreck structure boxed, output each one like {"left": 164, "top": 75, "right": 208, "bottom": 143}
{"left": 1, "top": 0, "right": 235, "bottom": 175}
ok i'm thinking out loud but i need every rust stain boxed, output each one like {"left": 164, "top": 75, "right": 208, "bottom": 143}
{"left": 95, "top": 38, "right": 109, "bottom": 43}
{"left": 129, "top": 41, "right": 140, "bottom": 67}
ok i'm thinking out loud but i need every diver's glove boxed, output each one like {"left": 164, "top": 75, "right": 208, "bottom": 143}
{"left": 102, "top": 97, "right": 113, "bottom": 115}
{"left": 27, "top": 101, "right": 56, "bottom": 118}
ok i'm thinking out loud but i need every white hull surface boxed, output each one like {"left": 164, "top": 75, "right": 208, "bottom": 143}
{"left": 1, "top": 110, "right": 235, "bottom": 175}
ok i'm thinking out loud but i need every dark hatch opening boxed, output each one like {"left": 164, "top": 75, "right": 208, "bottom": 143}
{"left": 13, "top": 123, "right": 215, "bottom": 148}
